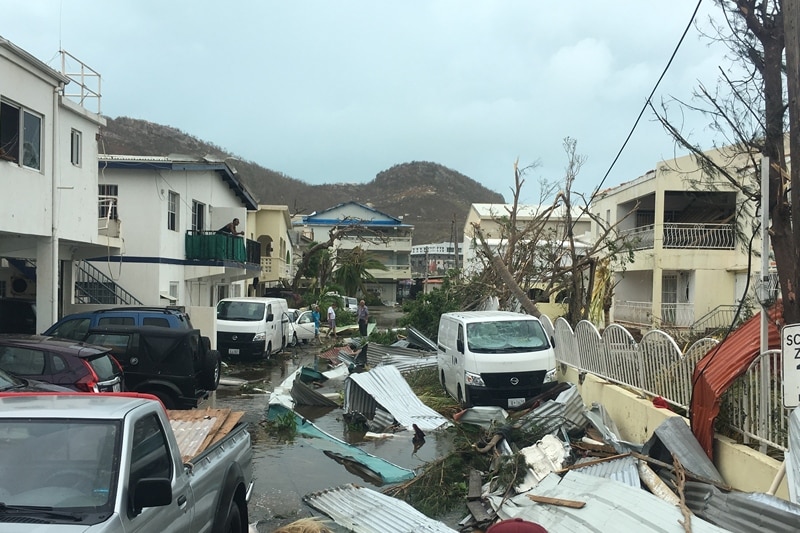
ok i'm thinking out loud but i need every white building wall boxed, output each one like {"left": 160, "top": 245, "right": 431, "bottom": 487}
{"left": 87, "top": 164, "right": 248, "bottom": 306}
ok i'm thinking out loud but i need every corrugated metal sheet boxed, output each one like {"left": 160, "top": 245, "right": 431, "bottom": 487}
{"left": 291, "top": 379, "right": 339, "bottom": 407}
{"left": 344, "top": 365, "right": 451, "bottom": 432}
{"left": 642, "top": 416, "right": 724, "bottom": 484}
{"left": 684, "top": 481, "right": 800, "bottom": 533}
{"left": 691, "top": 302, "right": 783, "bottom": 458}
{"left": 169, "top": 416, "right": 217, "bottom": 459}
{"left": 304, "top": 483, "right": 458, "bottom": 533}
{"left": 572, "top": 455, "right": 640, "bottom": 488}
{"left": 367, "top": 344, "right": 438, "bottom": 372}
{"left": 517, "top": 384, "right": 587, "bottom": 438}
{"left": 405, "top": 326, "right": 438, "bottom": 351}
{"left": 488, "top": 470, "right": 730, "bottom": 533}
{"left": 789, "top": 407, "right": 800, "bottom": 503}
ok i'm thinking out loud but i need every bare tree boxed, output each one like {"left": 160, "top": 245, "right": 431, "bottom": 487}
{"left": 468, "top": 138, "right": 634, "bottom": 325}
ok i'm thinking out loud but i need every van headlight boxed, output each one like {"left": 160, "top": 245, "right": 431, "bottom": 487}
{"left": 253, "top": 332, "right": 266, "bottom": 342}
{"left": 544, "top": 368, "right": 556, "bottom": 383}
{"left": 464, "top": 371, "right": 485, "bottom": 387}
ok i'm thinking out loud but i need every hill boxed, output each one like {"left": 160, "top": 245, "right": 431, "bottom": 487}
{"left": 98, "top": 117, "right": 506, "bottom": 244}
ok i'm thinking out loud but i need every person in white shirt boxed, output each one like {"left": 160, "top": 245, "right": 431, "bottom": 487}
{"left": 327, "top": 303, "right": 337, "bottom": 338}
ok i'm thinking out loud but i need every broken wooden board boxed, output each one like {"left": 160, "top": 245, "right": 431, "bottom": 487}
{"left": 168, "top": 408, "right": 245, "bottom": 462}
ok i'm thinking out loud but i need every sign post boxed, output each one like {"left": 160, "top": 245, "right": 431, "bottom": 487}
{"left": 781, "top": 323, "right": 800, "bottom": 408}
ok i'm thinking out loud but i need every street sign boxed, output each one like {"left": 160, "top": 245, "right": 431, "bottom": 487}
{"left": 781, "top": 323, "right": 800, "bottom": 408}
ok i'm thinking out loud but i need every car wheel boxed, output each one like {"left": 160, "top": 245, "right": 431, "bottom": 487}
{"left": 290, "top": 333, "right": 298, "bottom": 347}
{"left": 199, "top": 349, "right": 221, "bottom": 391}
{"left": 457, "top": 385, "right": 471, "bottom": 409}
{"left": 265, "top": 342, "right": 272, "bottom": 359}
{"left": 222, "top": 500, "right": 242, "bottom": 533}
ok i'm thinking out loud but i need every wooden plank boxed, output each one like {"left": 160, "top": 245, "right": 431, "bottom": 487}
{"left": 466, "top": 500, "right": 493, "bottom": 522}
{"left": 210, "top": 410, "right": 244, "bottom": 446}
{"left": 527, "top": 494, "right": 586, "bottom": 508}
{"left": 467, "top": 469, "right": 482, "bottom": 500}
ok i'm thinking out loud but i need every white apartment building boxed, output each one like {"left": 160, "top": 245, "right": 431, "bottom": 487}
{"left": 0, "top": 37, "right": 113, "bottom": 331}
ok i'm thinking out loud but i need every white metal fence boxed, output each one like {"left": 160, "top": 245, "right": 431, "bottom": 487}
{"left": 551, "top": 317, "right": 790, "bottom": 452}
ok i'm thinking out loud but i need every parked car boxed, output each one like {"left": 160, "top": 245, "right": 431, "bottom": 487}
{"left": 0, "top": 365, "right": 71, "bottom": 392}
{"left": 287, "top": 308, "right": 316, "bottom": 345}
{"left": 43, "top": 306, "right": 193, "bottom": 341}
{"left": 84, "top": 325, "right": 221, "bottom": 410}
{"left": 0, "top": 393, "right": 253, "bottom": 531}
{"left": 0, "top": 335, "right": 125, "bottom": 393}
{"left": 0, "top": 298, "right": 36, "bottom": 334}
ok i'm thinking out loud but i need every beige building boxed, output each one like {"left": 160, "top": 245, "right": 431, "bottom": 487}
{"left": 246, "top": 205, "right": 294, "bottom": 291}
{"left": 592, "top": 147, "right": 763, "bottom": 329}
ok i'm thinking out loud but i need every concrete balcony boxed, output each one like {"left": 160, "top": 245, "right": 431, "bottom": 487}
{"left": 260, "top": 256, "right": 291, "bottom": 282}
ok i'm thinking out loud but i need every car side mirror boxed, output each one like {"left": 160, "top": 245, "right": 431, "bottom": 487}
{"left": 266, "top": 313, "right": 274, "bottom": 322}
{"left": 131, "top": 477, "right": 172, "bottom": 516}
{"left": 550, "top": 336, "right": 556, "bottom": 348}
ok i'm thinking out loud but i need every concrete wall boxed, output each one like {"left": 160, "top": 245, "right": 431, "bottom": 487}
{"left": 559, "top": 366, "right": 789, "bottom": 500}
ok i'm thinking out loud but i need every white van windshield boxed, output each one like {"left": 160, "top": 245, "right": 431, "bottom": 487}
{"left": 217, "top": 301, "right": 266, "bottom": 321}
{"left": 466, "top": 320, "right": 549, "bottom": 353}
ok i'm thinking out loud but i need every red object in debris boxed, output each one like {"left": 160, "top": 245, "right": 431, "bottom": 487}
{"left": 486, "top": 518, "right": 548, "bottom": 533}
{"left": 691, "top": 301, "right": 783, "bottom": 459}
{"left": 652, "top": 396, "right": 669, "bottom": 409}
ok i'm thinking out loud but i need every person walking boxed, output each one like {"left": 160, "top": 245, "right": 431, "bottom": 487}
{"left": 357, "top": 299, "right": 369, "bottom": 337}
{"left": 326, "top": 302, "right": 337, "bottom": 338}
{"left": 311, "top": 304, "right": 321, "bottom": 344}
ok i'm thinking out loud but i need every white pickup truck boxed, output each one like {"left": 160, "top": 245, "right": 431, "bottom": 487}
{"left": 0, "top": 393, "right": 253, "bottom": 532}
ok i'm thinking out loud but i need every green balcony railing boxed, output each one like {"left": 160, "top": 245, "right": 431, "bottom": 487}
{"left": 185, "top": 231, "right": 251, "bottom": 262}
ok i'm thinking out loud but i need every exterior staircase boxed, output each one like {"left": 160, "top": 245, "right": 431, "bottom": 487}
{"left": 75, "top": 260, "right": 143, "bottom": 305}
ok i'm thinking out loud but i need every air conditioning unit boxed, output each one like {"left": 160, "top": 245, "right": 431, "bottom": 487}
{"left": 10, "top": 277, "right": 35, "bottom": 297}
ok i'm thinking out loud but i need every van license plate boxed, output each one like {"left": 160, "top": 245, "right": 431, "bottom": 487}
{"left": 508, "top": 397, "right": 525, "bottom": 408}
{"left": 228, "top": 348, "right": 240, "bottom": 355}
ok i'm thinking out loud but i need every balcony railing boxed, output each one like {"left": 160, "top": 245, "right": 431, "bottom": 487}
{"left": 614, "top": 300, "right": 695, "bottom": 327}
{"left": 621, "top": 223, "right": 735, "bottom": 251}
{"left": 260, "top": 256, "right": 291, "bottom": 281}
{"left": 185, "top": 231, "right": 260, "bottom": 263}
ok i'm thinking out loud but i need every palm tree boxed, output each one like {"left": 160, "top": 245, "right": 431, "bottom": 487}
{"left": 334, "top": 247, "right": 386, "bottom": 297}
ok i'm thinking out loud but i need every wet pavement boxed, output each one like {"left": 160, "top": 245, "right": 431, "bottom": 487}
{"left": 201, "top": 306, "right": 454, "bottom": 532}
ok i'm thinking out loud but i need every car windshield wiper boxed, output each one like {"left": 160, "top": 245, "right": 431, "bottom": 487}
{"left": 0, "top": 502, "right": 83, "bottom": 522}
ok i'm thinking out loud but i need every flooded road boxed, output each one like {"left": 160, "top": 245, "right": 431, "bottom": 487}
{"left": 203, "top": 307, "right": 454, "bottom": 532}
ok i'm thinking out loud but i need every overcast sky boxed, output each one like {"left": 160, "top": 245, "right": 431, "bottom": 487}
{"left": 2, "top": 1, "right": 732, "bottom": 202}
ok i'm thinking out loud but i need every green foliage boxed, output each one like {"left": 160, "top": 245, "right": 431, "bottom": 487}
{"left": 265, "top": 410, "right": 297, "bottom": 441}
{"left": 400, "top": 276, "right": 463, "bottom": 340}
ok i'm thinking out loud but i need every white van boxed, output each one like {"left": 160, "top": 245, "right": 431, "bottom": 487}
{"left": 437, "top": 311, "right": 555, "bottom": 409}
{"left": 216, "top": 297, "right": 291, "bottom": 358}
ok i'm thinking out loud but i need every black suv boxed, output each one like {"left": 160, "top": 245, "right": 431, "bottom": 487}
{"left": 84, "top": 325, "right": 220, "bottom": 409}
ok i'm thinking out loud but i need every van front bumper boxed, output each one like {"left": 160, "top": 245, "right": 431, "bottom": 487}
{"left": 217, "top": 333, "right": 266, "bottom": 357}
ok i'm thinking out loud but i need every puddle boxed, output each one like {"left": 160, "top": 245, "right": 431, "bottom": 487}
{"left": 205, "top": 343, "right": 455, "bottom": 532}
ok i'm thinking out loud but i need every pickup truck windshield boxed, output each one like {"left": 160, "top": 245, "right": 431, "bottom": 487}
{"left": 466, "top": 320, "right": 550, "bottom": 353}
{"left": 0, "top": 419, "right": 119, "bottom": 517}
{"left": 217, "top": 301, "right": 266, "bottom": 321}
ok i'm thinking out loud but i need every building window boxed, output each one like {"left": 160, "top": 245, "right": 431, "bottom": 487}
{"left": 98, "top": 184, "right": 119, "bottom": 220}
{"left": 191, "top": 201, "right": 205, "bottom": 232}
{"left": 168, "top": 191, "right": 179, "bottom": 231}
{"left": 169, "top": 281, "right": 179, "bottom": 300}
{"left": 0, "top": 100, "right": 42, "bottom": 170}
{"left": 70, "top": 129, "right": 82, "bottom": 166}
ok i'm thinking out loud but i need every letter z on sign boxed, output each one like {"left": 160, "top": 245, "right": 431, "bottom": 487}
{"left": 781, "top": 323, "right": 800, "bottom": 408}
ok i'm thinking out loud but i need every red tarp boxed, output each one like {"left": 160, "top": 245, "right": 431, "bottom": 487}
{"left": 690, "top": 302, "right": 784, "bottom": 458}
